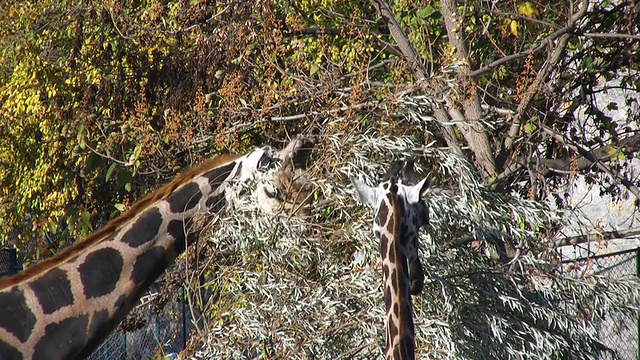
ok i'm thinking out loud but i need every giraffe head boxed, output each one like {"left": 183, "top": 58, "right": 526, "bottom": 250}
{"left": 351, "top": 159, "right": 429, "bottom": 295}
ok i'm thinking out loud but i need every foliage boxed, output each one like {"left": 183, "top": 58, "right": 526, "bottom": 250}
{"left": 1, "top": 0, "right": 639, "bottom": 358}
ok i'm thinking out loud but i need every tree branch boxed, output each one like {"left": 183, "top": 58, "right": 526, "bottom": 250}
{"left": 551, "top": 227, "right": 640, "bottom": 248}
{"left": 498, "top": 0, "right": 590, "bottom": 171}
{"left": 369, "top": 0, "right": 426, "bottom": 80}
{"left": 493, "top": 132, "right": 640, "bottom": 185}
{"left": 369, "top": 0, "right": 464, "bottom": 156}
{"left": 540, "top": 124, "right": 640, "bottom": 200}
{"left": 440, "top": 0, "right": 496, "bottom": 179}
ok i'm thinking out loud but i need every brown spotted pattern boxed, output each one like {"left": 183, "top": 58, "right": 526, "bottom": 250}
{"left": 0, "top": 148, "right": 275, "bottom": 360}
{"left": 352, "top": 161, "right": 429, "bottom": 360}
{"left": 376, "top": 186, "right": 416, "bottom": 360}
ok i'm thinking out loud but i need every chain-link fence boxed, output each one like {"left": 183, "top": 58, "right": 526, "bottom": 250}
{"left": 565, "top": 248, "right": 640, "bottom": 360}
{"left": 0, "top": 248, "right": 22, "bottom": 277}
{"left": 86, "top": 286, "right": 193, "bottom": 360}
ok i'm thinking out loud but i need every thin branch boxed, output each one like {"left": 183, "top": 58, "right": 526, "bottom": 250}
{"left": 581, "top": 32, "right": 640, "bottom": 41}
{"left": 551, "top": 227, "right": 640, "bottom": 248}
{"left": 492, "top": 130, "right": 640, "bottom": 188}
{"left": 540, "top": 124, "right": 640, "bottom": 200}
{"left": 470, "top": 0, "right": 589, "bottom": 78}
{"left": 498, "top": 0, "right": 589, "bottom": 170}
{"left": 369, "top": 0, "right": 463, "bottom": 156}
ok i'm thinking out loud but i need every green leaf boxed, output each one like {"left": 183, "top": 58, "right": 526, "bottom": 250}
{"left": 47, "top": 220, "right": 57, "bottom": 233}
{"left": 105, "top": 163, "right": 117, "bottom": 182}
{"left": 114, "top": 203, "right": 125, "bottom": 212}
{"left": 310, "top": 64, "right": 319, "bottom": 76}
{"left": 416, "top": 6, "right": 437, "bottom": 19}
{"left": 81, "top": 211, "right": 92, "bottom": 236}
{"left": 524, "top": 122, "right": 535, "bottom": 134}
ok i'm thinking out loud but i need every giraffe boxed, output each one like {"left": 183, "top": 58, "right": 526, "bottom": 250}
{"left": 351, "top": 159, "right": 429, "bottom": 360}
{"left": 0, "top": 138, "right": 312, "bottom": 360}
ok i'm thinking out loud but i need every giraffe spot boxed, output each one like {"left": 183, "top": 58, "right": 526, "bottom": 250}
{"left": 384, "top": 285, "right": 392, "bottom": 311}
{"left": 382, "top": 264, "right": 390, "bottom": 280}
{"left": 390, "top": 183, "right": 398, "bottom": 193}
{"left": 130, "top": 246, "right": 168, "bottom": 287}
{"left": 391, "top": 269, "right": 398, "bottom": 292}
{"left": 393, "top": 346, "right": 401, "bottom": 360}
{"left": 0, "top": 340, "right": 21, "bottom": 360}
{"left": 167, "top": 182, "right": 202, "bottom": 213}
{"left": 393, "top": 302, "right": 400, "bottom": 318}
{"left": 0, "top": 287, "right": 37, "bottom": 343}
{"left": 32, "top": 315, "right": 88, "bottom": 359}
{"left": 114, "top": 294, "right": 128, "bottom": 312}
{"left": 81, "top": 310, "right": 114, "bottom": 358}
{"left": 167, "top": 219, "right": 198, "bottom": 254}
{"left": 120, "top": 207, "right": 162, "bottom": 248}
{"left": 28, "top": 268, "right": 74, "bottom": 314}
{"left": 202, "top": 161, "right": 236, "bottom": 186}
{"left": 79, "top": 248, "right": 124, "bottom": 299}
{"left": 205, "top": 192, "right": 226, "bottom": 212}
{"left": 87, "top": 309, "right": 109, "bottom": 339}
{"left": 377, "top": 202, "right": 389, "bottom": 227}
{"left": 379, "top": 234, "right": 389, "bottom": 257}
{"left": 120, "top": 207, "right": 163, "bottom": 248}
{"left": 386, "top": 214, "right": 395, "bottom": 235}
{"left": 388, "top": 313, "right": 399, "bottom": 340}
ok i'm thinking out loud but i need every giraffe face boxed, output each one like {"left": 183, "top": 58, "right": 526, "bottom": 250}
{"left": 351, "top": 174, "right": 429, "bottom": 295}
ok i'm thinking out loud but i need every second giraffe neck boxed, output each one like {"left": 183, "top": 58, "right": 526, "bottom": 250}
{"left": 378, "top": 191, "right": 415, "bottom": 360}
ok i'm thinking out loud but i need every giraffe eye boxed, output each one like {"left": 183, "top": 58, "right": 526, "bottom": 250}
{"left": 263, "top": 183, "right": 284, "bottom": 200}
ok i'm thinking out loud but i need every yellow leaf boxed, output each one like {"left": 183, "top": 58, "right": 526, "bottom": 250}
{"left": 509, "top": 20, "right": 519, "bottom": 37}
{"left": 604, "top": 145, "right": 617, "bottom": 155}
{"left": 517, "top": 1, "right": 539, "bottom": 18}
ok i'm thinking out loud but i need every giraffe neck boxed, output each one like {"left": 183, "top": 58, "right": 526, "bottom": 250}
{"left": 0, "top": 150, "right": 269, "bottom": 360}
{"left": 377, "top": 186, "right": 415, "bottom": 360}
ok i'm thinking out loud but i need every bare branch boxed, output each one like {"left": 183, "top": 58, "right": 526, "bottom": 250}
{"left": 440, "top": 0, "right": 496, "bottom": 179}
{"left": 498, "top": 0, "right": 590, "bottom": 169}
{"left": 540, "top": 124, "right": 640, "bottom": 200}
{"left": 369, "top": 0, "right": 427, "bottom": 80}
{"left": 551, "top": 227, "right": 640, "bottom": 248}
{"left": 470, "top": 0, "right": 590, "bottom": 78}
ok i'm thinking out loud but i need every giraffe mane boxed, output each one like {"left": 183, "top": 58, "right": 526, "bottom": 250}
{"left": 388, "top": 186, "right": 413, "bottom": 351}
{"left": 0, "top": 154, "right": 240, "bottom": 288}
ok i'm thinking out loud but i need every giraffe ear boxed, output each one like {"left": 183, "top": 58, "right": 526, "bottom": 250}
{"left": 406, "top": 177, "right": 429, "bottom": 203}
{"left": 350, "top": 176, "right": 379, "bottom": 208}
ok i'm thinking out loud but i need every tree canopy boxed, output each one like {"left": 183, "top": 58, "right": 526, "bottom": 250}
{"left": 1, "top": 0, "right": 639, "bottom": 358}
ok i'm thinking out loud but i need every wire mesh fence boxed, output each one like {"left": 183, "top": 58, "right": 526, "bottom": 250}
{"left": 86, "top": 286, "right": 193, "bottom": 360}
{"left": 564, "top": 248, "right": 640, "bottom": 360}
{"left": 0, "top": 248, "right": 22, "bottom": 277}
